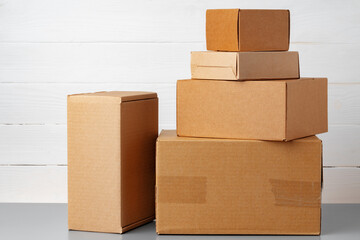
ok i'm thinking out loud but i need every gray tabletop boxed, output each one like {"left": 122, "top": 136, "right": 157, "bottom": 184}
{"left": 0, "top": 204, "right": 359, "bottom": 240}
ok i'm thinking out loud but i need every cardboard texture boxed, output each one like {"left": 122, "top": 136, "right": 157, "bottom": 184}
{"left": 68, "top": 91, "right": 158, "bottom": 234}
{"left": 191, "top": 51, "right": 299, "bottom": 80}
{"left": 177, "top": 78, "right": 328, "bottom": 141}
{"left": 206, "top": 9, "right": 290, "bottom": 51}
{"left": 156, "top": 130, "right": 322, "bottom": 235}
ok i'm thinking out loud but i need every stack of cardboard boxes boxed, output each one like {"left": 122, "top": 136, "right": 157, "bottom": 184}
{"left": 156, "top": 9, "right": 327, "bottom": 235}
{"left": 67, "top": 9, "right": 327, "bottom": 236}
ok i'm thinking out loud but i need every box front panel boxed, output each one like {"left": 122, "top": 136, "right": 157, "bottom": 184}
{"left": 68, "top": 97, "right": 121, "bottom": 233}
{"left": 121, "top": 98, "right": 158, "bottom": 228}
{"left": 177, "top": 80, "right": 286, "bottom": 140}
{"left": 156, "top": 134, "right": 322, "bottom": 234}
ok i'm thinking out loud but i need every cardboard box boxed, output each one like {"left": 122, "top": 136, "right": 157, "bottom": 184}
{"left": 191, "top": 51, "right": 299, "bottom": 80}
{"left": 177, "top": 78, "right": 327, "bottom": 141}
{"left": 156, "top": 130, "right": 322, "bottom": 235}
{"left": 206, "top": 9, "right": 290, "bottom": 51}
{"left": 68, "top": 91, "right": 158, "bottom": 233}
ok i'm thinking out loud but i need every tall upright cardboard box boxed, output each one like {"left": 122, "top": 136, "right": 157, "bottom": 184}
{"left": 68, "top": 91, "right": 158, "bottom": 233}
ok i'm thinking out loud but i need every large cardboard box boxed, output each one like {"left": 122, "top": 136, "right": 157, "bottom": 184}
{"left": 191, "top": 51, "right": 299, "bottom": 80}
{"left": 206, "top": 9, "right": 290, "bottom": 51}
{"left": 156, "top": 130, "right": 322, "bottom": 235}
{"left": 68, "top": 91, "right": 158, "bottom": 233}
{"left": 177, "top": 78, "right": 327, "bottom": 141}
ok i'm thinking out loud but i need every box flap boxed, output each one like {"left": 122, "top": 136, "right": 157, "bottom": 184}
{"left": 191, "top": 51, "right": 238, "bottom": 80}
{"left": 68, "top": 91, "right": 157, "bottom": 103}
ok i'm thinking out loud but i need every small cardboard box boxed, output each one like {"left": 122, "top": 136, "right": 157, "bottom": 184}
{"left": 177, "top": 78, "right": 327, "bottom": 141}
{"left": 156, "top": 130, "right": 322, "bottom": 235}
{"left": 191, "top": 51, "right": 299, "bottom": 80}
{"left": 68, "top": 91, "right": 158, "bottom": 234}
{"left": 206, "top": 9, "right": 290, "bottom": 51}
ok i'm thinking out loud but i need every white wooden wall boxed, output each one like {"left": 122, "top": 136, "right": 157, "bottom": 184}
{"left": 0, "top": 0, "right": 359, "bottom": 203}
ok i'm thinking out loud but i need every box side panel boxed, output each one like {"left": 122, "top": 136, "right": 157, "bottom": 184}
{"left": 156, "top": 132, "right": 321, "bottom": 234}
{"left": 239, "top": 10, "right": 289, "bottom": 51}
{"left": 206, "top": 9, "right": 239, "bottom": 51}
{"left": 177, "top": 80, "right": 286, "bottom": 141}
{"left": 68, "top": 96, "right": 121, "bottom": 233}
{"left": 238, "top": 52, "right": 299, "bottom": 80}
{"left": 120, "top": 98, "right": 158, "bottom": 229}
{"left": 286, "top": 78, "right": 328, "bottom": 140}
{"left": 191, "top": 51, "right": 238, "bottom": 80}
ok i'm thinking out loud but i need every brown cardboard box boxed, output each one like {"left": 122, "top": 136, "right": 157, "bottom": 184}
{"left": 68, "top": 91, "right": 158, "bottom": 233}
{"left": 206, "top": 9, "right": 290, "bottom": 51}
{"left": 191, "top": 51, "right": 299, "bottom": 80}
{"left": 156, "top": 130, "right": 322, "bottom": 235}
{"left": 177, "top": 78, "right": 327, "bottom": 141}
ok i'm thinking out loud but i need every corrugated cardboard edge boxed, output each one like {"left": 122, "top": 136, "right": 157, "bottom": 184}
{"left": 296, "top": 51, "right": 300, "bottom": 77}
{"left": 283, "top": 81, "right": 288, "bottom": 141}
{"left": 237, "top": 9, "right": 241, "bottom": 51}
{"left": 319, "top": 137, "right": 323, "bottom": 235}
{"left": 176, "top": 82, "right": 180, "bottom": 136}
{"left": 287, "top": 10, "right": 291, "bottom": 51}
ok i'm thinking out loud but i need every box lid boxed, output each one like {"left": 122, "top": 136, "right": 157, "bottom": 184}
{"left": 68, "top": 91, "right": 157, "bottom": 103}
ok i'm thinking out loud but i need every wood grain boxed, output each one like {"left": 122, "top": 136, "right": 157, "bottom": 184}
{"left": 0, "top": 83, "right": 176, "bottom": 125}
{"left": 0, "top": 166, "right": 67, "bottom": 203}
{"left": 0, "top": 83, "right": 358, "bottom": 125}
{"left": 0, "top": 0, "right": 359, "bottom": 43}
{"left": 323, "top": 168, "right": 360, "bottom": 203}
{"left": 0, "top": 125, "right": 357, "bottom": 167}
{"left": 0, "top": 43, "right": 360, "bottom": 83}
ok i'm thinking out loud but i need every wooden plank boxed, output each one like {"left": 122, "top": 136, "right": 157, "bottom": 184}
{"left": 0, "top": 124, "right": 174, "bottom": 165}
{"left": 0, "top": 83, "right": 358, "bottom": 125}
{"left": 0, "top": 124, "right": 358, "bottom": 166}
{"left": 0, "top": 0, "right": 359, "bottom": 43}
{"left": 0, "top": 83, "right": 176, "bottom": 125}
{"left": 0, "top": 125, "right": 66, "bottom": 165}
{"left": 322, "top": 167, "right": 360, "bottom": 203}
{"left": 0, "top": 42, "right": 359, "bottom": 84}
{"left": 0, "top": 166, "right": 67, "bottom": 203}
{"left": 0, "top": 43, "right": 202, "bottom": 84}
{"left": 0, "top": 166, "right": 358, "bottom": 203}
{"left": 319, "top": 125, "right": 360, "bottom": 167}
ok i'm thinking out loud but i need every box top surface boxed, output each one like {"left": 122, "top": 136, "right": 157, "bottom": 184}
{"left": 159, "top": 130, "right": 320, "bottom": 143}
{"left": 179, "top": 77, "right": 325, "bottom": 84}
{"left": 68, "top": 91, "right": 157, "bottom": 102}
